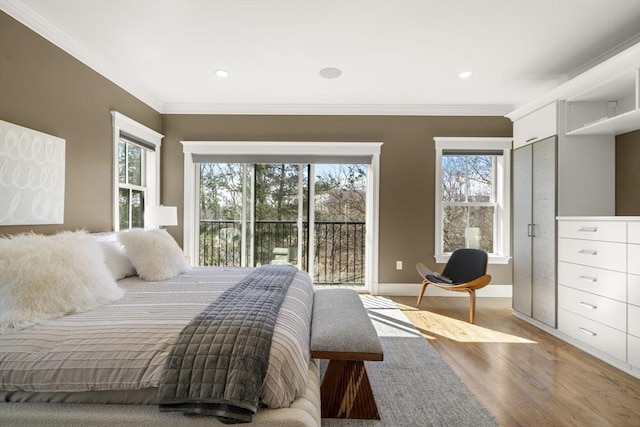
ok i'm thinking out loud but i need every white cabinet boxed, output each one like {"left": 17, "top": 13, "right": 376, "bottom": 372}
{"left": 513, "top": 102, "right": 557, "bottom": 149}
{"left": 565, "top": 68, "right": 640, "bottom": 136}
{"left": 557, "top": 217, "right": 640, "bottom": 375}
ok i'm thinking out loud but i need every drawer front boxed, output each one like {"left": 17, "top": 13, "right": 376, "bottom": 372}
{"left": 513, "top": 103, "right": 557, "bottom": 149}
{"left": 629, "top": 222, "right": 640, "bottom": 245}
{"left": 629, "top": 334, "right": 640, "bottom": 369}
{"left": 558, "top": 220, "right": 626, "bottom": 243}
{"left": 629, "top": 305, "right": 640, "bottom": 338}
{"left": 629, "top": 244, "right": 640, "bottom": 276}
{"left": 629, "top": 274, "right": 640, "bottom": 307}
{"left": 558, "top": 309, "right": 627, "bottom": 361}
{"left": 558, "top": 238, "right": 626, "bottom": 272}
{"left": 557, "top": 261, "right": 626, "bottom": 301}
{"left": 558, "top": 286, "right": 626, "bottom": 331}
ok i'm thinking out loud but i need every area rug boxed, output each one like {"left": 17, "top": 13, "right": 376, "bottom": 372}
{"left": 321, "top": 296, "right": 497, "bottom": 427}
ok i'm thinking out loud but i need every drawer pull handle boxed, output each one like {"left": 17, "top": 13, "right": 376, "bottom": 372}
{"left": 579, "top": 301, "right": 597, "bottom": 310}
{"left": 578, "top": 275, "right": 597, "bottom": 282}
{"left": 578, "top": 227, "right": 598, "bottom": 232}
{"left": 578, "top": 249, "right": 598, "bottom": 255}
{"left": 579, "top": 327, "right": 597, "bottom": 337}
{"left": 525, "top": 137, "right": 537, "bottom": 143}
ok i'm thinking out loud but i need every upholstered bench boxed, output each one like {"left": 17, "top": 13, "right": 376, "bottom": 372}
{"left": 310, "top": 289, "right": 383, "bottom": 420}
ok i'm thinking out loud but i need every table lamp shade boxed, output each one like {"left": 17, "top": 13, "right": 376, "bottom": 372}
{"left": 145, "top": 206, "right": 178, "bottom": 227}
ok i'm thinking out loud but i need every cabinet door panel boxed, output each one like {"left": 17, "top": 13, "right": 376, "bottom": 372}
{"left": 513, "top": 145, "right": 533, "bottom": 316}
{"left": 532, "top": 136, "right": 557, "bottom": 327}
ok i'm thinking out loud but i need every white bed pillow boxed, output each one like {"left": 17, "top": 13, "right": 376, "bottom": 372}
{"left": 118, "top": 228, "right": 188, "bottom": 281}
{"left": 0, "top": 231, "right": 125, "bottom": 331}
{"left": 99, "top": 240, "right": 137, "bottom": 280}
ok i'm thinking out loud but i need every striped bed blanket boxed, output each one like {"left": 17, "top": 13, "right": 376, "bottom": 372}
{"left": 0, "top": 267, "right": 314, "bottom": 414}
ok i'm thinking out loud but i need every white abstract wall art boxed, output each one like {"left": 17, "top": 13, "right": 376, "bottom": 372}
{"left": 0, "top": 120, "right": 66, "bottom": 225}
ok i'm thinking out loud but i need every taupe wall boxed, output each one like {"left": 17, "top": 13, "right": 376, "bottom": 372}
{"left": 162, "top": 115, "right": 513, "bottom": 284}
{"left": 616, "top": 130, "right": 640, "bottom": 216}
{"left": 4, "top": 11, "right": 637, "bottom": 287}
{"left": 0, "top": 11, "right": 162, "bottom": 235}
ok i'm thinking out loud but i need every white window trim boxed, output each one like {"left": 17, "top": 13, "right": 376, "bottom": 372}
{"left": 111, "top": 111, "right": 163, "bottom": 231}
{"left": 181, "top": 141, "right": 382, "bottom": 294}
{"left": 434, "top": 137, "right": 512, "bottom": 265}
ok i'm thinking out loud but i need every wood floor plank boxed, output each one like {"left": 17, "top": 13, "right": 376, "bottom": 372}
{"left": 389, "top": 296, "right": 640, "bottom": 427}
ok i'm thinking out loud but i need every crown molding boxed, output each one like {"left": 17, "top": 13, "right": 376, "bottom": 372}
{"left": 162, "top": 102, "right": 513, "bottom": 116}
{"left": 0, "top": 0, "right": 164, "bottom": 112}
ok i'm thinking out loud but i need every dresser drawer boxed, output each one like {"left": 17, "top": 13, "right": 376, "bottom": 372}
{"left": 558, "top": 220, "right": 627, "bottom": 243}
{"left": 629, "top": 222, "right": 640, "bottom": 245}
{"left": 629, "top": 334, "right": 640, "bottom": 369}
{"left": 629, "top": 305, "right": 640, "bottom": 338}
{"left": 557, "top": 261, "right": 626, "bottom": 302}
{"left": 629, "top": 244, "right": 640, "bottom": 276}
{"left": 558, "top": 238, "right": 626, "bottom": 272}
{"left": 558, "top": 286, "right": 626, "bottom": 331}
{"left": 629, "top": 274, "right": 640, "bottom": 307}
{"left": 558, "top": 309, "right": 627, "bottom": 361}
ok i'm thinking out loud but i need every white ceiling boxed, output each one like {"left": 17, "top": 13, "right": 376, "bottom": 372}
{"left": 2, "top": 0, "right": 640, "bottom": 115}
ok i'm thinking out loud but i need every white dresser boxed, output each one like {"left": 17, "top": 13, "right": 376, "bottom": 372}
{"left": 557, "top": 217, "right": 640, "bottom": 376}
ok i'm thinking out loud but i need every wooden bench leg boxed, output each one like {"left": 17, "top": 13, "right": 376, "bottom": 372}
{"left": 320, "top": 360, "right": 380, "bottom": 419}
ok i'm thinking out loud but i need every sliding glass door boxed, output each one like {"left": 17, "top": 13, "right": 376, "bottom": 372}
{"left": 198, "top": 162, "right": 365, "bottom": 286}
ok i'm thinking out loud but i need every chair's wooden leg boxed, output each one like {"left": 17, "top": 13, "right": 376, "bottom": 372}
{"left": 468, "top": 289, "right": 476, "bottom": 324}
{"left": 416, "top": 281, "right": 429, "bottom": 306}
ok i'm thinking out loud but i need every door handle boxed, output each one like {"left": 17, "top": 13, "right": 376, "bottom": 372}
{"left": 527, "top": 224, "right": 536, "bottom": 237}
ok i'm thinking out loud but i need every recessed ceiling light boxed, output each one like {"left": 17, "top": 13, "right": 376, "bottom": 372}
{"left": 319, "top": 67, "right": 342, "bottom": 79}
{"left": 215, "top": 69, "right": 229, "bottom": 78}
{"left": 459, "top": 71, "right": 473, "bottom": 79}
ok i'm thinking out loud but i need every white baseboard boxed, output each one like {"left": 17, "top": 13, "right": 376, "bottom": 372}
{"left": 376, "top": 283, "right": 512, "bottom": 297}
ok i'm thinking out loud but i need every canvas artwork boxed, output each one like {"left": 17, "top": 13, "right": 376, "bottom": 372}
{"left": 0, "top": 120, "right": 65, "bottom": 225}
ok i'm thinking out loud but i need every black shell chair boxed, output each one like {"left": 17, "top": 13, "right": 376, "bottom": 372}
{"left": 416, "top": 249, "right": 491, "bottom": 324}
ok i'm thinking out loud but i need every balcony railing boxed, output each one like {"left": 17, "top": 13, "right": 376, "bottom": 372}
{"left": 199, "top": 219, "right": 365, "bottom": 286}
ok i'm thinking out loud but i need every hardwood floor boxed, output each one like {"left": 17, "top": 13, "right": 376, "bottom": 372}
{"left": 388, "top": 296, "right": 640, "bottom": 427}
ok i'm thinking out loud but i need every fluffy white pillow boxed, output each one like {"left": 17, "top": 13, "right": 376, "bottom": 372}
{"left": 99, "top": 240, "right": 137, "bottom": 280}
{"left": 0, "top": 231, "right": 125, "bottom": 331}
{"left": 118, "top": 228, "right": 188, "bottom": 281}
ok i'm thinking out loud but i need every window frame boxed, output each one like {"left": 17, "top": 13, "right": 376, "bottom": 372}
{"left": 111, "top": 111, "right": 163, "bottom": 231}
{"left": 434, "top": 137, "right": 512, "bottom": 265}
{"left": 181, "top": 141, "right": 382, "bottom": 293}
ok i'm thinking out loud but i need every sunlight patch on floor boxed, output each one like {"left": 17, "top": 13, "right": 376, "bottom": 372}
{"left": 395, "top": 303, "right": 537, "bottom": 344}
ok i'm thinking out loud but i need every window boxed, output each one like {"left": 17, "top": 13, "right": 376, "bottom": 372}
{"left": 434, "top": 137, "right": 512, "bottom": 264}
{"left": 118, "top": 138, "right": 145, "bottom": 229}
{"left": 111, "top": 112, "right": 163, "bottom": 231}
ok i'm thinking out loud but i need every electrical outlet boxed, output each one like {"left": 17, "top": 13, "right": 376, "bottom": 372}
{"left": 396, "top": 261, "right": 403, "bottom": 270}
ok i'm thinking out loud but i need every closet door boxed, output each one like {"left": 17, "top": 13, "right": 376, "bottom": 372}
{"left": 531, "top": 136, "right": 557, "bottom": 327}
{"left": 512, "top": 144, "right": 533, "bottom": 316}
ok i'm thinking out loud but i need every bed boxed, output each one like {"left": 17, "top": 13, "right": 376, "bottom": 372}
{"left": 0, "top": 230, "right": 321, "bottom": 426}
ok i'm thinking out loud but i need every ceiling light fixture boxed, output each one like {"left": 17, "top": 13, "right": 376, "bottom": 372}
{"left": 319, "top": 67, "right": 342, "bottom": 79}
{"left": 215, "top": 69, "right": 229, "bottom": 78}
{"left": 459, "top": 71, "right": 473, "bottom": 79}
